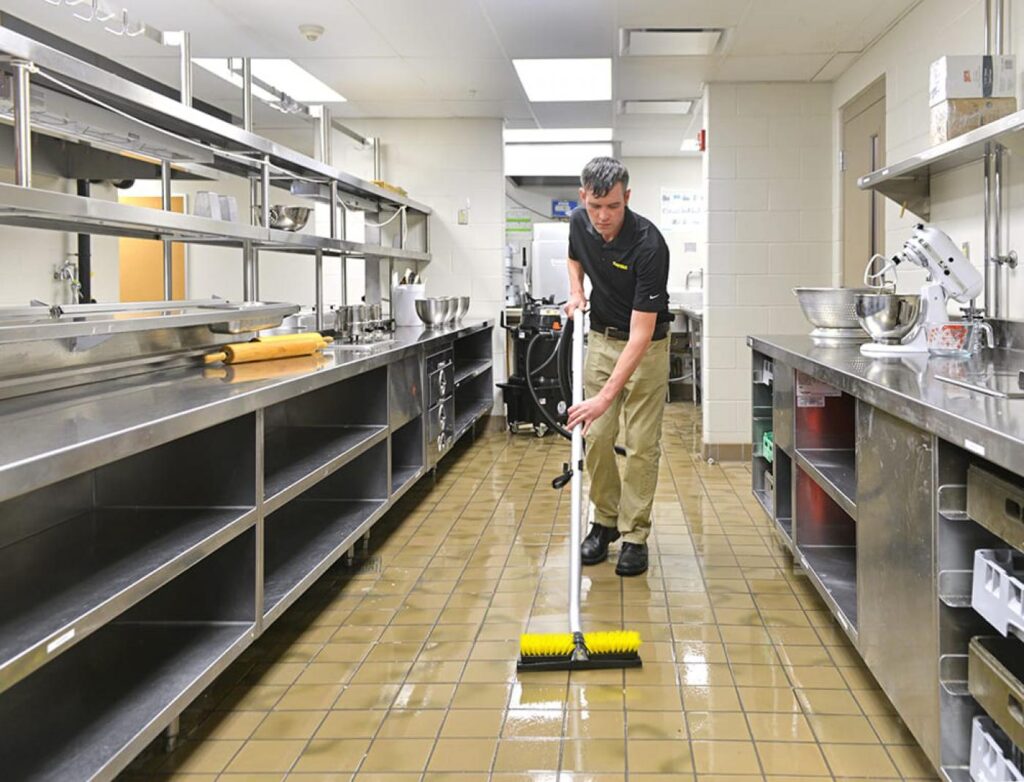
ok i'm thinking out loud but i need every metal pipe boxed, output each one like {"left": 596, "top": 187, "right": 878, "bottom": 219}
{"left": 329, "top": 181, "right": 339, "bottom": 239}
{"left": 11, "top": 61, "right": 32, "bottom": 188}
{"left": 161, "top": 160, "right": 174, "bottom": 300}
{"left": 372, "top": 137, "right": 382, "bottom": 180}
{"left": 315, "top": 249, "right": 324, "bottom": 333}
{"left": 178, "top": 32, "right": 192, "bottom": 106}
{"left": 340, "top": 257, "right": 348, "bottom": 306}
{"left": 986, "top": 0, "right": 992, "bottom": 53}
{"left": 984, "top": 146, "right": 995, "bottom": 315}
{"left": 313, "top": 106, "right": 332, "bottom": 166}
{"left": 995, "top": 145, "right": 1004, "bottom": 316}
{"left": 76, "top": 179, "right": 91, "bottom": 303}
{"left": 242, "top": 242, "right": 257, "bottom": 302}
{"left": 995, "top": 0, "right": 1005, "bottom": 54}
{"left": 260, "top": 156, "right": 270, "bottom": 229}
{"left": 241, "top": 58, "right": 253, "bottom": 132}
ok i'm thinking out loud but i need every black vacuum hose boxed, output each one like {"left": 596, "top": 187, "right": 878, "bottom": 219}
{"left": 525, "top": 329, "right": 572, "bottom": 440}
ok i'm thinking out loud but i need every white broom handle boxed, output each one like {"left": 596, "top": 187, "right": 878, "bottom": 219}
{"left": 568, "top": 307, "right": 585, "bottom": 635}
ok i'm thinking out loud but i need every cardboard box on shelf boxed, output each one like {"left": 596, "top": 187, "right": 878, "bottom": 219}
{"left": 931, "top": 97, "right": 1018, "bottom": 144}
{"left": 930, "top": 55, "right": 1017, "bottom": 104}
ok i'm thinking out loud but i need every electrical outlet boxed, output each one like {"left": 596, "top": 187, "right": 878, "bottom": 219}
{"left": 457, "top": 207, "right": 470, "bottom": 225}
{"left": 961, "top": 241, "right": 970, "bottom": 260}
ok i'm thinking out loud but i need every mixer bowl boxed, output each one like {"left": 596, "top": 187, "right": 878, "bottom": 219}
{"left": 854, "top": 293, "right": 923, "bottom": 345}
{"left": 415, "top": 298, "right": 448, "bottom": 327}
{"left": 440, "top": 297, "right": 459, "bottom": 323}
{"left": 265, "top": 205, "right": 312, "bottom": 232}
{"left": 794, "top": 287, "right": 874, "bottom": 330}
{"left": 456, "top": 296, "right": 470, "bottom": 321}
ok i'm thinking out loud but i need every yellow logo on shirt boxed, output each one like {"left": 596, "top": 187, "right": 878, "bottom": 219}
{"left": 611, "top": 261, "right": 629, "bottom": 270}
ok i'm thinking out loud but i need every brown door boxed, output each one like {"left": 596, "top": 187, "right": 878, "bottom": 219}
{"left": 118, "top": 195, "right": 186, "bottom": 301}
{"left": 842, "top": 80, "right": 885, "bottom": 288}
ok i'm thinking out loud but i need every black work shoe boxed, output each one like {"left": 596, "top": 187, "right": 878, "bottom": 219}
{"left": 581, "top": 524, "right": 621, "bottom": 565}
{"left": 615, "top": 543, "right": 649, "bottom": 576}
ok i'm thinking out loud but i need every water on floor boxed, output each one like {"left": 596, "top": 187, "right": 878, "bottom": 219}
{"left": 123, "top": 403, "right": 938, "bottom": 781}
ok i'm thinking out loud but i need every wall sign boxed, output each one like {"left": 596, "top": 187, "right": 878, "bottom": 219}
{"left": 660, "top": 188, "right": 704, "bottom": 231}
{"left": 551, "top": 199, "right": 578, "bottom": 218}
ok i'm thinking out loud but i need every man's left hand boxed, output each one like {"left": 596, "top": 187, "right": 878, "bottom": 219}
{"left": 566, "top": 395, "right": 612, "bottom": 436}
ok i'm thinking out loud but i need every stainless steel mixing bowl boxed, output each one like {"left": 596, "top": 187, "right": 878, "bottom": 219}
{"left": 415, "top": 298, "right": 448, "bottom": 327}
{"left": 265, "top": 205, "right": 312, "bottom": 232}
{"left": 854, "top": 293, "right": 923, "bottom": 345}
{"left": 440, "top": 297, "right": 458, "bottom": 323}
{"left": 455, "top": 296, "right": 470, "bottom": 321}
{"left": 794, "top": 287, "right": 874, "bottom": 330}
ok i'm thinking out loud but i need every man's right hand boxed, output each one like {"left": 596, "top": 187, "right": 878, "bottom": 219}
{"left": 565, "top": 292, "right": 587, "bottom": 318}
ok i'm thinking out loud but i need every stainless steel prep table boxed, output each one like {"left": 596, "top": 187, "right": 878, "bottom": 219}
{"left": 0, "top": 320, "right": 493, "bottom": 781}
{"left": 748, "top": 334, "right": 1024, "bottom": 781}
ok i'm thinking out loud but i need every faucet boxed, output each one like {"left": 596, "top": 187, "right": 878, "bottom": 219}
{"left": 685, "top": 269, "right": 703, "bottom": 290}
{"left": 54, "top": 257, "right": 82, "bottom": 304}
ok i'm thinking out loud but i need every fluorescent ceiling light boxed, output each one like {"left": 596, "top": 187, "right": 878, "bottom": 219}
{"left": 622, "top": 100, "right": 693, "bottom": 115}
{"left": 504, "top": 127, "right": 613, "bottom": 143}
{"left": 194, "top": 58, "right": 346, "bottom": 104}
{"left": 621, "top": 28, "right": 723, "bottom": 56}
{"left": 194, "top": 59, "right": 279, "bottom": 102}
{"left": 505, "top": 142, "right": 613, "bottom": 177}
{"left": 680, "top": 138, "right": 700, "bottom": 151}
{"left": 512, "top": 59, "right": 611, "bottom": 102}
{"left": 251, "top": 59, "right": 346, "bottom": 103}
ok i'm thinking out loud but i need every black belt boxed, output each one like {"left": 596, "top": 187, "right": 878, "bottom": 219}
{"left": 592, "top": 323, "right": 669, "bottom": 341}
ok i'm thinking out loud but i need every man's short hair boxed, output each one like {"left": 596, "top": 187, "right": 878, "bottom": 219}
{"left": 580, "top": 156, "right": 629, "bottom": 198}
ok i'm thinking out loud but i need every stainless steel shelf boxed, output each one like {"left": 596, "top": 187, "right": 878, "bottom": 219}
{"left": 0, "top": 505, "right": 254, "bottom": 694}
{"left": 775, "top": 516, "right": 795, "bottom": 553}
{"left": 753, "top": 488, "right": 772, "bottom": 519}
{"left": 799, "top": 544, "right": 858, "bottom": 637}
{"left": 454, "top": 359, "right": 493, "bottom": 388}
{"left": 0, "top": 27, "right": 432, "bottom": 216}
{"left": 857, "top": 108, "right": 1024, "bottom": 219}
{"left": 391, "top": 465, "right": 423, "bottom": 496}
{"left": 454, "top": 399, "right": 493, "bottom": 441}
{"left": 263, "top": 499, "right": 385, "bottom": 620}
{"left": 0, "top": 184, "right": 431, "bottom": 262}
{"left": 263, "top": 425, "right": 388, "bottom": 514}
{"left": 795, "top": 448, "right": 857, "bottom": 519}
{"left": 0, "top": 622, "right": 251, "bottom": 782}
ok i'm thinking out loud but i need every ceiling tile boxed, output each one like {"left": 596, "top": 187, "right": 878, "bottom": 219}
{"left": 480, "top": 0, "right": 615, "bottom": 58}
{"left": 348, "top": 0, "right": 500, "bottom": 59}
{"left": 531, "top": 102, "right": 614, "bottom": 128}
{"left": 714, "top": 54, "right": 831, "bottom": 82}
{"left": 406, "top": 58, "right": 524, "bottom": 101}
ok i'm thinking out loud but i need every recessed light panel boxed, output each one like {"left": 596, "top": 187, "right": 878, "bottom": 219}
{"left": 621, "top": 28, "right": 723, "bottom": 56}
{"left": 504, "top": 128, "right": 613, "bottom": 143}
{"left": 622, "top": 100, "right": 693, "bottom": 115}
{"left": 505, "top": 142, "right": 614, "bottom": 176}
{"left": 512, "top": 59, "right": 612, "bottom": 102}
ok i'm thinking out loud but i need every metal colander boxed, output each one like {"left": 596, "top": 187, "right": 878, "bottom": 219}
{"left": 794, "top": 287, "right": 874, "bottom": 330}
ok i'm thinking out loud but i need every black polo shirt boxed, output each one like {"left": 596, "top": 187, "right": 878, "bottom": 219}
{"left": 567, "top": 206, "right": 671, "bottom": 333}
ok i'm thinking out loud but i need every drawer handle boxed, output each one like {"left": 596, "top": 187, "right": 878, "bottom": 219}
{"left": 1005, "top": 498, "right": 1024, "bottom": 523}
{"left": 1009, "top": 693, "right": 1024, "bottom": 726}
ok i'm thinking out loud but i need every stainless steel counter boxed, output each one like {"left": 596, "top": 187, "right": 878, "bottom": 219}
{"left": 0, "top": 320, "right": 492, "bottom": 504}
{"left": 749, "top": 335, "right": 1024, "bottom": 476}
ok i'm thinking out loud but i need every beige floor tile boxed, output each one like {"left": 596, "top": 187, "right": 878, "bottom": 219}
{"left": 869, "top": 713, "right": 917, "bottom": 744}
{"left": 686, "top": 711, "right": 750, "bottom": 741}
{"left": 795, "top": 688, "right": 862, "bottom": 715}
{"left": 427, "top": 738, "right": 498, "bottom": 772}
{"left": 358, "top": 738, "right": 433, "bottom": 773}
{"left": 504, "top": 708, "right": 567, "bottom": 738}
{"left": 627, "top": 738, "right": 693, "bottom": 773}
{"left": 561, "top": 738, "right": 627, "bottom": 773}
{"left": 681, "top": 685, "right": 742, "bottom": 712}
{"left": 452, "top": 682, "right": 513, "bottom": 709}
{"left": 375, "top": 709, "right": 446, "bottom": 739}
{"left": 806, "top": 713, "right": 879, "bottom": 744}
{"left": 190, "top": 711, "right": 264, "bottom": 742}
{"left": 886, "top": 743, "right": 939, "bottom": 778}
{"left": 691, "top": 741, "right": 761, "bottom": 774}
{"left": 756, "top": 741, "right": 830, "bottom": 775}
{"left": 627, "top": 710, "right": 688, "bottom": 740}
{"left": 314, "top": 709, "right": 387, "bottom": 739}
{"left": 223, "top": 739, "right": 306, "bottom": 773}
{"left": 737, "top": 686, "right": 801, "bottom": 713}
{"left": 251, "top": 710, "right": 326, "bottom": 740}
{"left": 745, "top": 712, "right": 815, "bottom": 742}
{"left": 492, "top": 738, "right": 561, "bottom": 772}
{"left": 290, "top": 738, "right": 370, "bottom": 773}
{"left": 624, "top": 684, "right": 683, "bottom": 711}
{"left": 391, "top": 682, "right": 455, "bottom": 710}
{"left": 821, "top": 743, "right": 901, "bottom": 777}
{"left": 332, "top": 684, "right": 400, "bottom": 710}
{"left": 441, "top": 709, "right": 506, "bottom": 738}
{"left": 161, "top": 740, "right": 244, "bottom": 774}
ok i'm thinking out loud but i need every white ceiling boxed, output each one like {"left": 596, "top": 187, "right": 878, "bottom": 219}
{"left": 3, "top": 0, "right": 922, "bottom": 156}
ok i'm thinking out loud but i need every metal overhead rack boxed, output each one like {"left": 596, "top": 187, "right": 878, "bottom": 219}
{"left": 0, "top": 23, "right": 432, "bottom": 324}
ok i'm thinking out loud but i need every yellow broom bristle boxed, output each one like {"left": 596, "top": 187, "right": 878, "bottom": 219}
{"left": 583, "top": 630, "right": 642, "bottom": 654}
{"left": 519, "top": 633, "right": 575, "bottom": 657}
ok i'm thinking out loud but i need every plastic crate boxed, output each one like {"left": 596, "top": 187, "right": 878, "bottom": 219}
{"left": 971, "top": 716, "right": 1024, "bottom": 782}
{"left": 762, "top": 431, "right": 774, "bottom": 464}
{"left": 972, "top": 549, "right": 1024, "bottom": 637}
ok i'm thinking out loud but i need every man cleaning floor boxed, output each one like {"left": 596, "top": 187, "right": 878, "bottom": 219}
{"left": 565, "top": 156, "right": 671, "bottom": 577}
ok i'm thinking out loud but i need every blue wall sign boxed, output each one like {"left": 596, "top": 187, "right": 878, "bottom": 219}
{"left": 551, "top": 199, "right": 578, "bottom": 218}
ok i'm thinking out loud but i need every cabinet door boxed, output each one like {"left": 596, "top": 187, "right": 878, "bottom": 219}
{"left": 856, "top": 402, "right": 938, "bottom": 765}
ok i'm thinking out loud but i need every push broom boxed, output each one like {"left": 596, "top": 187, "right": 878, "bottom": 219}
{"left": 517, "top": 308, "right": 642, "bottom": 671}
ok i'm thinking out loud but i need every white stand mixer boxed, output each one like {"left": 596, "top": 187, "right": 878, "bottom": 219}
{"left": 859, "top": 224, "right": 983, "bottom": 357}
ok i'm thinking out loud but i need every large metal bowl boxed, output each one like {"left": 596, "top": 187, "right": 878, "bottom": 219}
{"left": 440, "top": 297, "right": 459, "bottom": 323}
{"left": 265, "top": 205, "right": 312, "bottom": 232}
{"left": 415, "top": 298, "right": 448, "bottom": 327}
{"left": 794, "top": 287, "right": 875, "bottom": 330}
{"left": 456, "top": 296, "right": 470, "bottom": 321}
{"left": 854, "top": 293, "right": 923, "bottom": 345}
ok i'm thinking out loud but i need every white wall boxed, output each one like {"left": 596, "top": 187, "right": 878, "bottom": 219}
{"left": 702, "top": 82, "right": 833, "bottom": 447}
{"left": 831, "top": 0, "right": 1024, "bottom": 316}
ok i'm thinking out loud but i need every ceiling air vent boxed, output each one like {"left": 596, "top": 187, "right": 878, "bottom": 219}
{"left": 620, "top": 100, "right": 694, "bottom": 115}
{"left": 620, "top": 28, "right": 724, "bottom": 57}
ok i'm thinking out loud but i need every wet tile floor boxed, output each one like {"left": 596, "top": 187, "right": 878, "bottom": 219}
{"left": 123, "top": 403, "right": 939, "bottom": 781}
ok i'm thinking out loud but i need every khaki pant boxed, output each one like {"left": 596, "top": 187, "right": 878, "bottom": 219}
{"left": 584, "top": 331, "right": 670, "bottom": 544}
